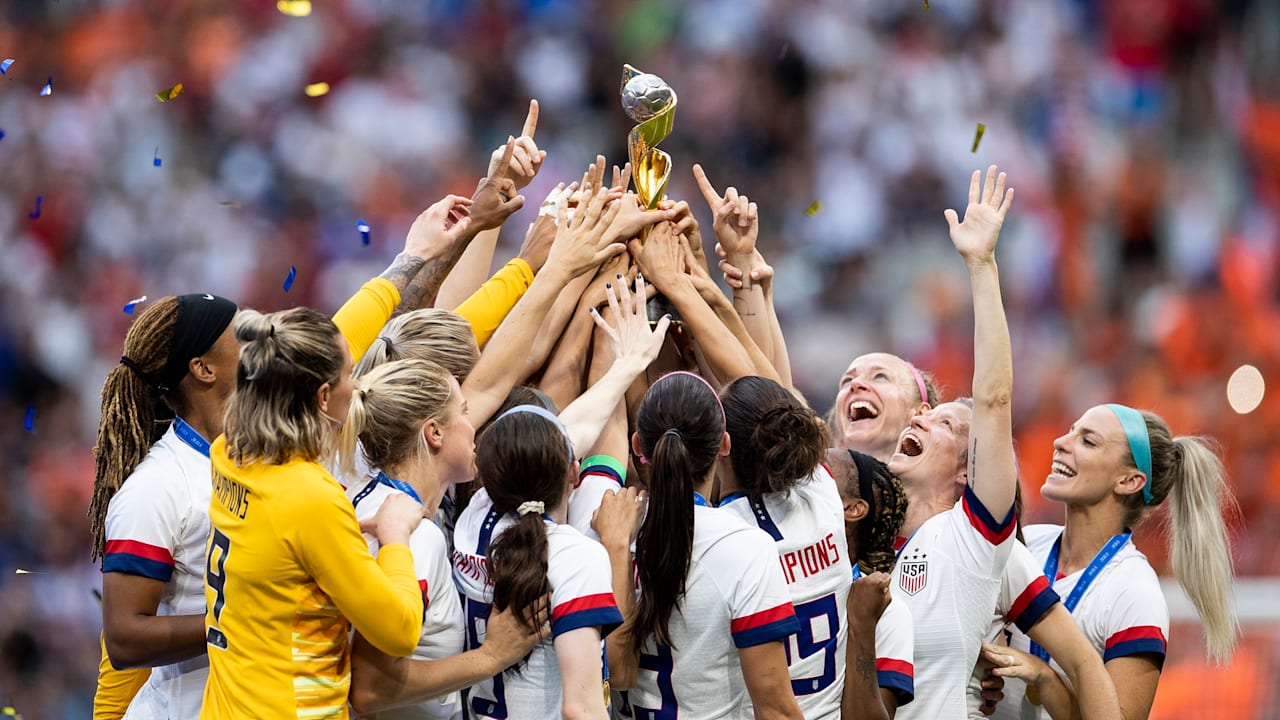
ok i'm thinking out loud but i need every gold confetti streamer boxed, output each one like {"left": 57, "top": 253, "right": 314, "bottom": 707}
{"left": 276, "top": 0, "right": 312, "bottom": 17}
{"left": 218, "top": 200, "right": 243, "bottom": 208}
{"left": 971, "top": 122, "right": 986, "bottom": 153}
{"left": 924, "top": 0, "right": 930, "bottom": 10}
{"left": 155, "top": 83, "right": 184, "bottom": 103}
{"left": 804, "top": 201, "right": 821, "bottom": 217}
{"left": 304, "top": 82, "right": 330, "bottom": 97}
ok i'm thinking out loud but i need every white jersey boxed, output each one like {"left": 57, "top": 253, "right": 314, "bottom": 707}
{"left": 628, "top": 505, "right": 800, "bottom": 720}
{"left": 717, "top": 464, "right": 850, "bottom": 720}
{"left": 891, "top": 485, "right": 1016, "bottom": 720}
{"left": 992, "top": 524, "right": 1169, "bottom": 720}
{"left": 101, "top": 420, "right": 211, "bottom": 720}
{"left": 347, "top": 473, "right": 465, "bottom": 720}
{"left": 453, "top": 490, "right": 622, "bottom": 720}
{"left": 567, "top": 456, "right": 627, "bottom": 543}
{"left": 966, "top": 541, "right": 1059, "bottom": 719}
{"left": 873, "top": 589, "right": 916, "bottom": 706}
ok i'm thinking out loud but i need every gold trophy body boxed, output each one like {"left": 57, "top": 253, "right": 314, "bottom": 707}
{"left": 621, "top": 64, "right": 679, "bottom": 322}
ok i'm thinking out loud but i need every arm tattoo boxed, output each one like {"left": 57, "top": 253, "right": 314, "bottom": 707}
{"left": 855, "top": 644, "right": 877, "bottom": 684}
{"left": 968, "top": 438, "right": 978, "bottom": 487}
{"left": 387, "top": 242, "right": 469, "bottom": 316}
{"left": 380, "top": 253, "right": 426, "bottom": 294}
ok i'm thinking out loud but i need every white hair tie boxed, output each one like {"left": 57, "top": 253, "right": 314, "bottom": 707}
{"left": 516, "top": 501, "right": 545, "bottom": 517}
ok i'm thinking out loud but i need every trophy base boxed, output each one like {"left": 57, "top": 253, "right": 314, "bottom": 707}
{"left": 646, "top": 292, "right": 682, "bottom": 327}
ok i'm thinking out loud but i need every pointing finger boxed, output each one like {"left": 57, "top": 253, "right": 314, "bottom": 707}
{"left": 522, "top": 99, "right": 539, "bottom": 138}
{"left": 692, "top": 164, "right": 721, "bottom": 207}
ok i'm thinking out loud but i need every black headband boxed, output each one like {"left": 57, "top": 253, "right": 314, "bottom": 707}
{"left": 123, "top": 294, "right": 237, "bottom": 392}
{"left": 849, "top": 449, "right": 882, "bottom": 554}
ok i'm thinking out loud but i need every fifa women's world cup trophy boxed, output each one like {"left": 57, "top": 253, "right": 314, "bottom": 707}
{"left": 620, "top": 64, "right": 681, "bottom": 323}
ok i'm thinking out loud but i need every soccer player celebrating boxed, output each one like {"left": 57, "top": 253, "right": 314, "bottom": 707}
{"left": 715, "top": 376, "right": 850, "bottom": 719}
{"left": 982, "top": 406, "right": 1238, "bottom": 720}
{"left": 608, "top": 371, "right": 804, "bottom": 720}
{"left": 885, "top": 166, "right": 1119, "bottom": 720}
{"left": 336, "top": 358, "right": 543, "bottom": 719}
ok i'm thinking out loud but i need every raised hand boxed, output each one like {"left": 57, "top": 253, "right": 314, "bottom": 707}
{"left": 404, "top": 195, "right": 473, "bottom": 259}
{"left": 545, "top": 183, "right": 626, "bottom": 279}
{"left": 580, "top": 252, "right": 635, "bottom": 310}
{"left": 485, "top": 100, "right": 546, "bottom": 190}
{"left": 715, "top": 244, "right": 774, "bottom": 293}
{"left": 469, "top": 137, "right": 526, "bottom": 232}
{"left": 603, "top": 193, "right": 674, "bottom": 247}
{"left": 590, "top": 274, "right": 671, "bottom": 372}
{"left": 661, "top": 198, "right": 706, "bottom": 262}
{"left": 627, "top": 220, "right": 686, "bottom": 294}
{"left": 944, "top": 165, "right": 1015, "bottom": 266}
{"left": 848, "top": 571, "right": 892, "bottom": 627}
{"left": 692, "top": 164, "right": 759, "bottom": 257}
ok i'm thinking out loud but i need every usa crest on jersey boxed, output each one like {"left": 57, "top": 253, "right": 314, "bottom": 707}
{"left": 899, "top": 559, "right": 928, "bottom": 595}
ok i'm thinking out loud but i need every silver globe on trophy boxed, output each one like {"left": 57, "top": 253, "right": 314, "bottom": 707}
{"left": 620, "top": 64, "right": 680, "bottom": 323}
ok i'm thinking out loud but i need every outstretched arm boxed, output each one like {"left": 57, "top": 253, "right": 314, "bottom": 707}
{"left": 631, "top": 222, "right": 756, "bottom": 384}
{"left": 462, "top": 165, "right": 625, "bottom": 427}
{"left": 946, "top": 166, "right": 1017, "bottom": 518}
{"left": 691, "top": 165, "right": 779, "bottom": 371}
{"left": 436, "top": 102, "right": 544, "bottom": 309}
{"left": 559, "top": 276, "right": 669, "bottom": 455}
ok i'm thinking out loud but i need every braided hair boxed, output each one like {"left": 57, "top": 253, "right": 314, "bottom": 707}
{"left": 828, "top": 448, "right": 908, "bottom": 574}
{"left": 88, "top": 298, "right": 182, "bottom": 561}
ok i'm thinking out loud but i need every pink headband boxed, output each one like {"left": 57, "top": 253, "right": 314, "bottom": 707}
{"left": 638, "top": 371, "right": 726, "bottom": 465}
{"left": 659, "top": 371, "right": 726, "bottom": 425}
{"left": 908, "top": 364, "right": 929, "bottom": 405}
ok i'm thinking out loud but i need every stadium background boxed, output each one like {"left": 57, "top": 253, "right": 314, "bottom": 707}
{"left": 0, "top": 0, "right": 1277, "bottom": 716}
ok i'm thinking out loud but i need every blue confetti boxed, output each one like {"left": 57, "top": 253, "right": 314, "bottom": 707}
{"left": 40, "top": 76, "right": 51, "bottom": 96}
{"left": 28, "top": 195, "right": 42, "bottom": 219}
{"left": 23, "top": 407, "right": 35, "bottom": 433}
{"left": 357, "top": 219, "right": 371, "bottom": 246}
{"left": 0, "top": 129, "right": 5, "bottom": 141}
{"left": 123, "top": 294, "right": 148, "bottom": 314}
{"left": 283, "top": 265, "right": 297, "bottom": 292}
{"left": 0, "top": 58, "right": 12, "bottom": 75}
{"left": 153, "top": 147, "right": 162, "bottom": 167}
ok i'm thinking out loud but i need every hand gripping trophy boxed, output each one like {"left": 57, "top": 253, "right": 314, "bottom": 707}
{"left": 620, "top": 64, "right": 680, "bottom": 323}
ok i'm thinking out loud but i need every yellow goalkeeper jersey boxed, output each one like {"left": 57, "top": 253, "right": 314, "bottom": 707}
{"left": 200, "top": 436, "right": 423, "bottom": 719}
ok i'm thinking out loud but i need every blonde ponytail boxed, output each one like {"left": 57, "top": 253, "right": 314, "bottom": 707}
{"left": 336, "top": 379, "right": 374, "bottom": 481}
{"left": 1166, "top": 436, "right": 1239, "bottom": 664}
{"left": 1120, "top": 411, "right": 1239, "bottom": 665}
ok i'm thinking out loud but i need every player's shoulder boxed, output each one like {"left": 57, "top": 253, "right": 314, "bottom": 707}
{"left": 122, "top": 431, "right": 205, "bottom": 493}
{"left": 1022, "top": 524, "right": 1063, "bottom": 555}
{"left": 454, "top": 489, "right": 495, "bottom": 535}
{"left": 696, "top": 506, "right": 777, "bottom": 557}
{"left": 547, "top": 523, "right": 610, "bottom": 564}
{"left": 409, "top": 514, "right": 449, "bottom": 555}
{"left": 1097, "top": 543, "right": 1162, "bottom": 598}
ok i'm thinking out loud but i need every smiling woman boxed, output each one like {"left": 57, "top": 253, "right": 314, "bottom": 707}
{"left": 993, "top": 404, "right": 1239, "bottom": 720}
{"left": 829, "top": 352, "right": 939, "bottom": 463}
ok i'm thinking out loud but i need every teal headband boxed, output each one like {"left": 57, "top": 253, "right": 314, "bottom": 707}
{"left": 1105, "top": 403, "right": 1153, "bottom": 505}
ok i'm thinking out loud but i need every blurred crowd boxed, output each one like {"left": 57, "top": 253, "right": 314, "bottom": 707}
{"left": 1, "top": 0, "right": 1278, "bottom": 716}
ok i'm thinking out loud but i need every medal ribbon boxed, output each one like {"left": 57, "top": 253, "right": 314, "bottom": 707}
{"left": 1029, "top": 531, "right": 1130, "bottom": 661}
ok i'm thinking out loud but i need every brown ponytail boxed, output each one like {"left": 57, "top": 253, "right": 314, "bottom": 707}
{"left": 632, "top": 373, "right": 725, "bottom": 654}
{"left": 479, "top": 410, "right": 571, "bottom": 630}
{"left": 722, "top": 376, "right": 829, "bottom": 496}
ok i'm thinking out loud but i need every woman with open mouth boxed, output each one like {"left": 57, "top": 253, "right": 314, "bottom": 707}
{"left": 883, "top": 166, "right": 1120, "bottom": 720}
{"left": 979, "top": 402, "right": 1239, "bottom": 720}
